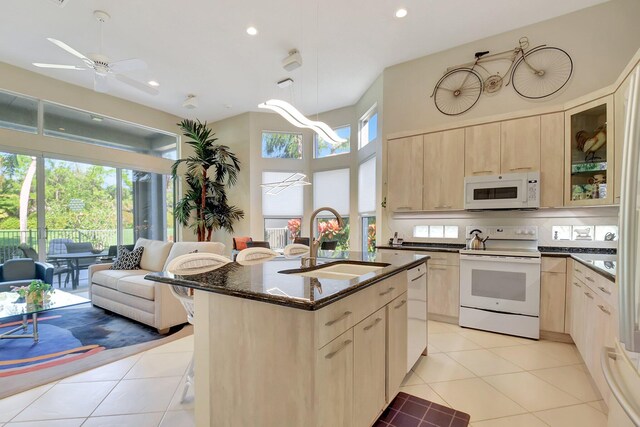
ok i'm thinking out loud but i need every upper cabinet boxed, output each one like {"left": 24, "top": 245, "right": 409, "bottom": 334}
{"left": 501, "top": 116, "right": 541, "bottom": 173}
{"left": 564, "top": 95, "right": 615, "bottom": 206}
{"left": 464, "top": 123, "right": 501, "bottom": 176}
{"left": 423, "top": 129, "right": 465, "bottom": 210}
{"left": 614, "top": 69, "right": 636, "bottom": 204}
{"left": 540, "top": 113, "right": 565, "bottom": 208}
{"left": 387, "top": 135, "right": 423, "bottom": 211}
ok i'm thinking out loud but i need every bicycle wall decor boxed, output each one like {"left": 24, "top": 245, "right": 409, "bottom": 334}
{"left": 431, "top": 37, "right": 573, "bottom": 116}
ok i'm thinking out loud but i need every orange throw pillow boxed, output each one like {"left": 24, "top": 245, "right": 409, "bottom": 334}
{"left": 234, "top": 237, "right": 252, "bottom": 251}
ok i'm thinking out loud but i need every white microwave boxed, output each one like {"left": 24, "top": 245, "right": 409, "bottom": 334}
{"left": 464, "top": 172, "right": 540, "bottom": 210}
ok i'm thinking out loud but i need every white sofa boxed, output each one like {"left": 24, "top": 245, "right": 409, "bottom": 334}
{"left": 88, "top": 238, "right": 225, "bottom": 333}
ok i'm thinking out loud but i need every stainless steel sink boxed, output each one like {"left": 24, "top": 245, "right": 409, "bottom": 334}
{"left": 280, "top": 261, "right": 389, "bottom": 280}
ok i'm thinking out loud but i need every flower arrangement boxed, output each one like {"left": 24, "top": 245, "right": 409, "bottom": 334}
{"left": 287, "top": 218, "right": 301, "bottom": 241}
{"left": 12, "top": 280, "right": 53, "bottom": 306}
{"left": 367, "top": 223, "right": 377, "bottom": 253}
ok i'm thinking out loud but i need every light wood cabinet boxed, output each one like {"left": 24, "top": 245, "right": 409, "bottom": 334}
{"left": 387, "top": 294, "right": 408, "bottom": 401}
{"left": 464, "top": 123, "right": 501, "bottom": 176}
{"left": 614, "top": 69, "right": 635, "bottom": 204}
{"left": 317, "top": 329, "right": 354, "bottom": 427}
{"left": 423, "top": 129, "right": 465, "bottom": 210}
{"left": 564, "top": 95, "right": 615, "bottom": 206}
{"left": 540, "top": 113, "right": 565, "bottom": 208}
{"left": 387, "top": 135, "right": 423, "bottom": 211}
{"left": 500, "top": 116, "right": 541, "bottom": 173}
{"left": 540, "top": 271, "right": 566, "bottom": 333}
{"left": 353, "top": 308, "right": 387, "bottom": 427}
{"left": 570, "top": 278, "right": 586, "bottom": 353}
{"left": 428, "top": 264, "right": 459, "bottom": 319}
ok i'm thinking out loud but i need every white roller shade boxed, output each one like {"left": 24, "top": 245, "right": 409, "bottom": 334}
{"left": 358, "top": 157, "right": 376, "bottom": 213}
{"left": 313, "top": 168, "right": 350, "bottom": 215}
{"left": 262, "top": 171, "right": 304, "bottom": 216}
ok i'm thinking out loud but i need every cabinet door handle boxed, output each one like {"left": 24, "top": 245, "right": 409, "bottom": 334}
{"left": 546, "top": 271, "right": 564, "bottom": 275}
{"left": 394, "top": 299, "right": 407, "bottom": 309}
{"left": 325, "top": 311, "right": 352, "bottom": 326}
{"left": 411, "top": 273, "right": 426, "bottom": 282}
{"left": 434, "top": 205, "right": 452, "bottom": 209}
{"left": 585, "top": 276, "right": 596, "bottom": 283}
{"left": 325, "top": 340, "right": 353, "bottom": 359}
{"left": 379, "top": 287, "right": 396, "bottom": 296}
{"left": 574, "top": 268, "right": 581, "bottom": 272}
{"left": 598, "top": 286, "right": 612, "bottom": 295}
{"left": 472, "top": 170, "right": 493, "bottom": 175}
{"left": 598, "top": 305, "right": 611, "bottom": 315}
{"left": 572, "top": 282, "right": 581, "bottom": 288}
{"left": 509, "top": 167, "right": 532, "bottom": 171}
{"left": 584, "top": 292, "right": 594, "bottom": 299}
{"left": 364, "top": 317, "right": 383, "bottom": 331}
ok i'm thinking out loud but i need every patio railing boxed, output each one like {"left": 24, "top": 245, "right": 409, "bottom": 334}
{"left": 0, "top": 229, "right": 119, "bottom": 263}
{"left": 265, "top": 227, "right": 289, "bottom": 250}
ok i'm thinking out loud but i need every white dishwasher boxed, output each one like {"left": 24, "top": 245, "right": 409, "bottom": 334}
{"left": 407, "top": 262, "right": 428, "bottom": 372}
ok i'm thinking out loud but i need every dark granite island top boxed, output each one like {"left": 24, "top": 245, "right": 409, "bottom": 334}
{"left": 145, "top": 250, "right": 428, "bottom": 311}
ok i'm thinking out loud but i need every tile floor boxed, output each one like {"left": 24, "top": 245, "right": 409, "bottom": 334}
{"left": 0, "top": 321, "right": 608, "bottom": 427}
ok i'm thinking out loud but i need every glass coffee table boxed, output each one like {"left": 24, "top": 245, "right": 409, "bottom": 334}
{"left": 0, "top": 290, "right": 90, "bottom": 343}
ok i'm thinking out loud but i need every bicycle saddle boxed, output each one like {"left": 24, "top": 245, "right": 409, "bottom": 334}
{"left": 474, "top": 51, "right": 490, "bottom": 59}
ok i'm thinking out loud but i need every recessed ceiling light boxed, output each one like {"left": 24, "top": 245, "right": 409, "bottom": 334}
{"left": 246, "top": 26, "right": 258, "bottom": 36}
{"left": 148, "top": 80, "right": 160, "bottom": 87}
{"left": 395, "top": 8, "right": 408, "bottom": 18}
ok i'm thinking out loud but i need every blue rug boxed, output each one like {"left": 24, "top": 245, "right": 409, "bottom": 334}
{"left": 0, "top": 305, "right": 185, "bottom": 376}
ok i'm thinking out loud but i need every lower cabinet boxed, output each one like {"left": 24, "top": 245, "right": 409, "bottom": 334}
{"left": 353, "top": 308, "right": 387, "bottom": 427}
{"left": 428, "top": 264, "right": 459, "bottom": 319}
{"left": 387, "top": 294, "right": 408, "bottom": 400}
{"left": 540, "top": 257, "right": 567, "bottom": 334}
{"left": 317, "top": 329, "right": 354, "bottom": 427}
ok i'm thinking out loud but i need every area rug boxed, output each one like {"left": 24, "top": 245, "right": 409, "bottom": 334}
{"left": 0, "top": 305, "right": 192, "bottom": 399}
{"left": 375, "top": 392, "right": 470, "bottom": 427}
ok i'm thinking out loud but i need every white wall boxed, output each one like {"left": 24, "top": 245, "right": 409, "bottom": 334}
{"left": 382, "top": 0, "right": 640, "bottom": 136}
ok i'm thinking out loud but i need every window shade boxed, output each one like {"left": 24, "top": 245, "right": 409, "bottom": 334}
{"left": 358, "top": 157, "right": 376, "bottom": 213}
{"left": 262, "top": 171, "right": 304, "bottom": 216}
{"left": 313, "top": 168, "right": 350, "bottom": 215}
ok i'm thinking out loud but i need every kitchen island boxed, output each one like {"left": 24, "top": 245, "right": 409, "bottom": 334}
{"left": 147, "top": 251, "right": 428, "bottom": 427}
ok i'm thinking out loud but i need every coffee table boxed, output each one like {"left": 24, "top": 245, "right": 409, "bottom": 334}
{"left": 0, "top": 290, "right": 90, "bottom": 342}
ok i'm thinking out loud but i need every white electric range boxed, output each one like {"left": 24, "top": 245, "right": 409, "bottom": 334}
{"left": 459, "top": 226, "right": 541, "bottom": 339}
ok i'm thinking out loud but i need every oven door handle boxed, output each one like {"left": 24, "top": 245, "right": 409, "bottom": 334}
{"left": 460, "top": 254, "right": 541, "bottom": 264}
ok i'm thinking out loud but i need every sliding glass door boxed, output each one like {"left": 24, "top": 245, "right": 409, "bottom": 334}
{"left": 0, "top": 151, "right": 39, "bottom": 263}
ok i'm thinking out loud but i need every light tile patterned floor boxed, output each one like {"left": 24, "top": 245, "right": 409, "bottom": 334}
{"left": 0, "top": 321, "right": 608, "bottom": 426}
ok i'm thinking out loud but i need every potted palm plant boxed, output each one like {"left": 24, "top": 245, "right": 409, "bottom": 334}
{"left": 172, "top": 119, "right": 245, "bottom": 242}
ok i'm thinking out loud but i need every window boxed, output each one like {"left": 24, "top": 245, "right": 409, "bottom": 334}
{"left": 314, "top": 125, "right": 351, "bottom": 158}
{"left": 552, "top": 225, "right": 618, "bottom": 242}
{"left": 261, "top": 131, "right": 303, "bottom": 159}
{"left": 413, "top": 225, "right": 459, "bottom": 239}
{"left": 314, "top": 168, "right": 350, "bottom": 250}
{"left": 0, "top": 90, "right": 38, "bottom": 134}
{"left": 359, "top": 106, "right": 378, "bottom": 149}
{"left": 359, "top": 157, "right": 376, "bottom": 252}
{"left": 362, "top": 216, "right": 376, "bottom": 253}
{"left": 42, "top": 102, "right": 177, "bottom": 158}
{"left": 262, "top": 171, "right": 304, "bottom": 250}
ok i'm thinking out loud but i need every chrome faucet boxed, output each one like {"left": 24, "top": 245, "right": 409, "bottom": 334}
{"left": 304, "top": 206, "right": 344, "bottom": 267}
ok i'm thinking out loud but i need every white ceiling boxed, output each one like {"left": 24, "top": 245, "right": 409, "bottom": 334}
{"left": 0, "top": 0, "right": 608, "bottom": 122}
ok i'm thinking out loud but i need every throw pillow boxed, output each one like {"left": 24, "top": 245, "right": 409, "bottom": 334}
{"left": 233, "top": 237, "right": 252, "bottom": 251}
{"left": 110, "top": 246, "right": 144, "bottom": 270}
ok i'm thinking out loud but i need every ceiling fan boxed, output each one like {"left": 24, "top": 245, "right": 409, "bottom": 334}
{"left": 32, "top": 10, "right": 158, "bottom": 96}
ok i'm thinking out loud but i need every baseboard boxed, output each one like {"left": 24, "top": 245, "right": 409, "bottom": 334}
{"left": 428, "top": 313, "right": 459, "bottom": 325}
{"left": 540, "top": 330, "right": 574, "bottom": 343}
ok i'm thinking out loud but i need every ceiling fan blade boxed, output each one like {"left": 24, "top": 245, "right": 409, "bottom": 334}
{"left": 94, "top": 73, "right": 109, "bottom": 93}
{"left": 47, "top": 38, "right": 93, "bottom": 65}
{"left": 114, "top": 73, "right": 159, "bottom": 96}
{"left": 110, "top": 58, "right": 147, "bottom": 73}
{"left": 33, "top": 63, "right": 86, "bottom": 70}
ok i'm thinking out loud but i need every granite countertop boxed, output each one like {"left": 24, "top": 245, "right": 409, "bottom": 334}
{"left": 569, "top": 254, "right": 617, "bottom": 281}
{"left": 376, "top": 244, "right": 464, "bottom": 253}
{"left": 145, "top": 251, "right": 428, "bottom": 311}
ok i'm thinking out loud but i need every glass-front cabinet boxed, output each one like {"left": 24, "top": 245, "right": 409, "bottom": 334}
{"left": 564, "top": 95, "right": 615, "bottom": 206}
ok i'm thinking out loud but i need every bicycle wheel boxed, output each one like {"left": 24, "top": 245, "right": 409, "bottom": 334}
{"left": 432, "top": 68, "right": 483, "bottom": 115}
{"left": 511, "top": 46, "right": 573, "bottom": 99}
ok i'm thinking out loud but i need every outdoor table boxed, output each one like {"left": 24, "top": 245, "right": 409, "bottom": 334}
{"left": 48, "top": 251, "right": 108, "bottom": 289}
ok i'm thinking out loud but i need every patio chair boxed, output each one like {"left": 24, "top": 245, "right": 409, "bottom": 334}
{"left": 246, "top": 240, "right": 271, "bottom": 249}
{"left": 47, "top": 238, "right": 73, "bottom": 256}
{"left": 293, "top": 237, "right": 310, "bottom": 246}
{"left": 18, "top": 244, "right": 71, "bottom": 288}
{"left": 320, "top": 241, "right": 338, "bottom": 250}
{"left": 0, "top": 258, "right": 54, "bottom": 292}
